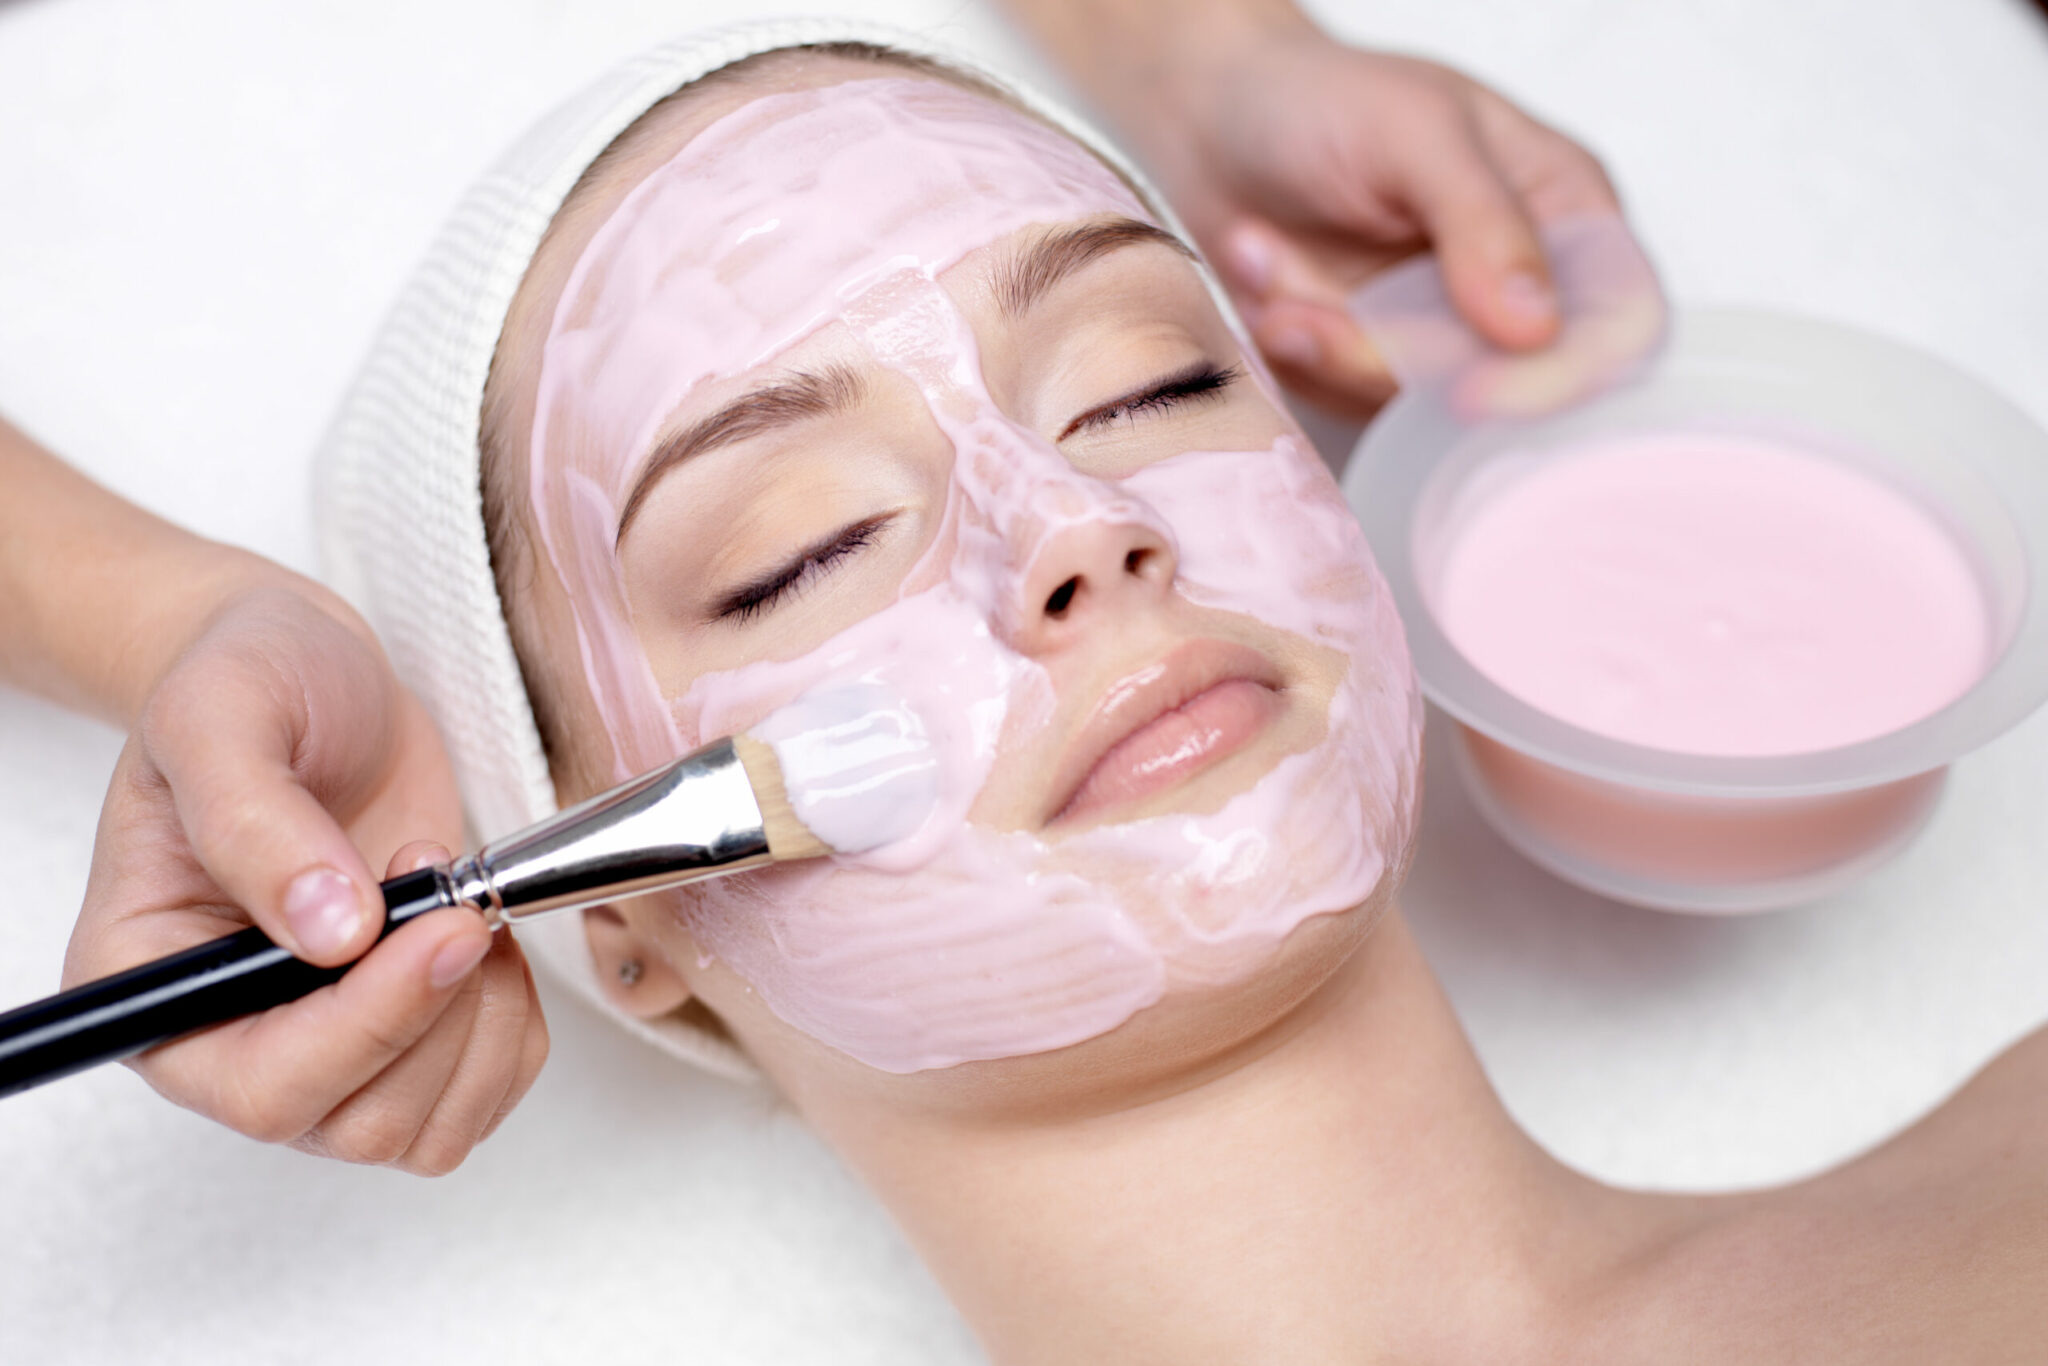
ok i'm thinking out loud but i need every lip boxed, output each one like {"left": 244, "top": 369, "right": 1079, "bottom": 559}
{"left": 1047, "top": 639, "right": 1288, "bottom": 826}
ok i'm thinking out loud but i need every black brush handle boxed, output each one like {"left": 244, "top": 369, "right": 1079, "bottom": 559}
{"left": 0, "top": 867, "right": 459, "bottom": 1101}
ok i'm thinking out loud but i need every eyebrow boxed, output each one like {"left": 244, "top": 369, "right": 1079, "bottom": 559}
{"left": 611, "top": 220, "right": 1192, "bottom": 546}
{"left": 993, "top": 217, "right": 1196, "bottom": 319}
{"left": 614, "top": 364, "right": 868, "bottom": 547}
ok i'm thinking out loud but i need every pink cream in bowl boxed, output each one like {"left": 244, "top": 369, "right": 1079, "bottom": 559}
{"left": 1344, "top": 306, "right": 2048, "bottom": 912}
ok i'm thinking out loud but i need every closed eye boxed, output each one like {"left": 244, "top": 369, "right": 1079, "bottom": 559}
{"left": 1059, "top": 362, "right": 1240, "bottom": 441}
{"left": 712, "top": 515, "right": 891, "bottom": 624}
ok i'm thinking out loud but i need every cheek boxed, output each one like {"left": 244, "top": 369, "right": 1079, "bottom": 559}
{"left": 624, "top": 428, "right": 956, "bottom": 705}
{"left": 1129, "top": 440, "right": 1378, "bottom": 643}
{"left": 665, "top": 435, "right": 1422, "bottom": 1080}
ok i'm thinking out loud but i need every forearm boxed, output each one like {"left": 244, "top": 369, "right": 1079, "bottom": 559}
{"left": 997, "top": 0, "right": 1317, "bottom": 133}
{"left": 0, "top": 416, "right": 308, "bottom": 723}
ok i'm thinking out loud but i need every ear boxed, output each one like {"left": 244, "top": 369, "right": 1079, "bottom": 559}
{"left": 581, "top": 905, "right": 692, "bottom": 1018}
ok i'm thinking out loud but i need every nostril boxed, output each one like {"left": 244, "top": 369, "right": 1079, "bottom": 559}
{"left": 1044, "top": 576, "right": 1080, "bottom": 618}
{"left": 1124, "top": 548, "right": 1152, "bottom": 577}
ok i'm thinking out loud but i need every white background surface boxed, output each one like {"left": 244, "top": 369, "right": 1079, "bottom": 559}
{"left": 2, "top": 1, "right": 2045, "bottom": 1361}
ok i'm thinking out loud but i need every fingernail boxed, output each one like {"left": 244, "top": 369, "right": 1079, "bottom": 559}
{"left": 1265, "top": 324, "right": 1320, "bottom": 368}
{"left": 1500, "top": 270, "right": 1558, "bottom": 323}
{"left": 1226, "top": 229, "right": 1276, "bottom": 294}
{"left": 430, "top": 934, "right": 490, "bottom": 989}
{"left": 1337, "top": 331, "right": 1393, "bottom": 386}
{"left": 284, "top": 867, "right": 367, "bottom": 958}
{"left": 408, "top": 843, "right": 451, "bottom": 874}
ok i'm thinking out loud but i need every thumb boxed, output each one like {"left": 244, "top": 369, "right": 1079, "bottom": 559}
{"left": 140, "top": 600, "right": 392, "bottom": 966}
{"left": 1393, "top": 129, "right": 1560, "bottom": 351}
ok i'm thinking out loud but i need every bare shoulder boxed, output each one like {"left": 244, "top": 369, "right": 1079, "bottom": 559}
{"left": 1581, "top": 1029, "right": 2048, "bottom": 1363}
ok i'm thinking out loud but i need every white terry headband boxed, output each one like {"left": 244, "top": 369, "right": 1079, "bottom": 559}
{"left": 314, "top": 18, "right": 1210, "bottom": 1082}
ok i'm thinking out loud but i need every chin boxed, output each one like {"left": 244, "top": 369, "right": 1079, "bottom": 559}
{"left": 666, "top": 689, "right": 1425, "bottom": 1119}
{"left": 752, "top": 874, "right": 1403, "bottom": 1125}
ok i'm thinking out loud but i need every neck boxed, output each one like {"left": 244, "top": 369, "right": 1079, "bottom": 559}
{"left": 804, "top": 911, "right": 1671, "bottom": 1364}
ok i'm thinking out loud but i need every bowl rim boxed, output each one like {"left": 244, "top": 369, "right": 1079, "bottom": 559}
{"left": 1342, "top": 306, "right": 2048, "bottom": 799}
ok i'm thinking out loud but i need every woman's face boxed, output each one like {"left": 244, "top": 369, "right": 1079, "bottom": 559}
{"left": 499, "top": 58, "right": 1421, "bottom": 1113}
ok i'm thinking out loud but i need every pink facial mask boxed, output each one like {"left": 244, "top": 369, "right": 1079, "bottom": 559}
{"left": 529, "top": 77, "right": 1421, "bottom": 1072}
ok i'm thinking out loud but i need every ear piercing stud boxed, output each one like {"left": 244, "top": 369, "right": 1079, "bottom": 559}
{"left": 618, "top": 958, "right": 644, "bottom": 987}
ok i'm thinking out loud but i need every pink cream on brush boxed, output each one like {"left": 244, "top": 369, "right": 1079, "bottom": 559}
{"left": 1434, "top": 432, "right": 1989, "bottom": 756}
{"left": 528, "top": 79, "right": 1421, "bottom": 1072}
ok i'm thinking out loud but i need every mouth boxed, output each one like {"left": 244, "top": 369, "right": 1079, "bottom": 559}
{"left": 1047, "top": 639, "right": 1287, "bottom": 827}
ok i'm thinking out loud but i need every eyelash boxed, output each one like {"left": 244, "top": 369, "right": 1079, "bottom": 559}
{"left": 1061, "top": 362, "right": 1241, "bottom": 439}
{"left": 714, "top": 516, "right": 887, "bottom": 624}
{"left": 710, "top": 365, "right": 1236, "bottom": 625}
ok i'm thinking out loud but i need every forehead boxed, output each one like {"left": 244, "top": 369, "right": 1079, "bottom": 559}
{"left": 550, "top": 57, "right": 1046, "bottom": 284}
{"left": 496, "top": 62, "right": 1148, "bottom": 468}
{"left": 529, "top": 72, "right": 1151, "bottom": 509}
{"left": 561, "top": 72, "right": 1148, "bottom": 344}
{"left": 499, "top": 65, "right": 993, "bottom": 435}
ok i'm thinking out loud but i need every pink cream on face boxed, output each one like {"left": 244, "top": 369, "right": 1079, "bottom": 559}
{"left": 527, "top": 77, "right": 1420, "bottom": 1073}
{"left": 1433, "top": 431, "right": 1990, "bottom": 756}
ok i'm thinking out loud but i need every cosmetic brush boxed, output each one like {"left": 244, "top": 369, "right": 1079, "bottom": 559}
{"left": 0, "top": 709, "right": 910, "bottom": 1100}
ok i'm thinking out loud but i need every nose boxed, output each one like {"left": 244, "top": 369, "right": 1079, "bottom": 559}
{"left": 1002, "top": 511, "right": 1177, "bottom": 656}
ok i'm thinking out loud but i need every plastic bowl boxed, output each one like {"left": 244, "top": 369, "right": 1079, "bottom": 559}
{"left": 1343, "top": 308, "right": 2048, "bottom": 912}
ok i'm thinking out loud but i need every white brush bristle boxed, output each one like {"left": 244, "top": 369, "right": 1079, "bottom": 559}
{"left": 732, "top": 734, "right": 831, "bottom": 861}
{"left": 745, "top": 683, "right": 941, "bottom": 857}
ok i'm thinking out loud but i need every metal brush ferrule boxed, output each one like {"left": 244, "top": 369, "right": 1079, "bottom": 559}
{"left": 451, "top": 738, "right": 772, "bottom": 927}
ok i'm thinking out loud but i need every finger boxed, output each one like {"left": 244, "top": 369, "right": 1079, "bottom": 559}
{"left": 294, "top": 974, "right": 478, "bottom": 1170}
{"left": 1220, "top": 219, "right": 1397, "bottom": 413}
{"left": 135, "top": 906, "right": 493, "bottom": 1144}
{"left": 1451, "top": 284, "right": 1667, "bottom": 421}
{"left": 397, "top": 936, "right": 536, "bottom": 1175}
{"left": 481, "top": 949, "right": 551, "bottom": 1145}
{"left": 1471, "top": 93, "right": 1622, "bottom": 222}
{"left": 1389, "top": 111, "right": 1559, "bottom": 351}
{"left": 308, "top": 935, "right": 534, "bottom": 1175}
{"left": 1218, "top": 217, "right": 1352, "bottom": 311}
{"left": 142, "top": 601, "right": 394, "bottom": 965}
{"left": 1247, "top": 297, "right": 1399, "bottom": 420}
{"left": 386, "top": 840, "right": 451, "bottom": 880}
